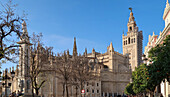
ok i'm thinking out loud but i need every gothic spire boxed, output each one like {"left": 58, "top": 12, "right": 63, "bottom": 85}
{"left": 92, "top": 48, "right": 95, "bottom": 54}
{"left": 22, "top": 21, "right": 27, "bottom": 33}
{"left": 67, "top": 49, "right": 70, "bottom": 58}
{"left": 21, "top": 21, "right": 29, "bottom": 42}
{"left": 110, "top": 42, "right": 114, "bottom": 52}
{"left": 73, "top": 37, "right": 77, "bottom": 57}
{"left": 84, "top": 48, "right": 87, "bottom": 56}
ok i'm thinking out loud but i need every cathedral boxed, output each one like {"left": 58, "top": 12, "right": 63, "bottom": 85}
{"left": 1, "top": 7, "right": 144, "bottom": 97}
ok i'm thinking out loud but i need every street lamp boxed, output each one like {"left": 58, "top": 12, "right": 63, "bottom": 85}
{"left": 142, "top": 54, "right": 148, "bottom": 64}
{"left": 0, "top": 68, "right": 15, "bottom": 97}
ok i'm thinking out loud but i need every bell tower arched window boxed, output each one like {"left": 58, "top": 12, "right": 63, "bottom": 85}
{"left": 128, "top": 37, "right": 130, "bottom": 44}
{"left": 129, "top": 27, "right": 132, "bottom": 31}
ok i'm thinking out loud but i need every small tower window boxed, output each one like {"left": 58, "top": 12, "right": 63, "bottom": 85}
{"left": 124, "top": 41, "right": 126, "bottom": 45}
{"left": 92, "top": 89, "right": 94, "bottom": 93}
{"left": 126, "top": 40, "right": 127, "bottom": 45}
{"left": 129, "top": 27, "right": 132, "bottom": 31}
{"left": 97, "top": 90, "right": 99, "bottom": 93}
{"left": 134, "top": 38, "right": 135, "bottom": 43}
{"left": 131, "top": 39, "right": 133, "bottom": 43}
{"left": 128, "top": 38, "right": 130, "bottom": 44}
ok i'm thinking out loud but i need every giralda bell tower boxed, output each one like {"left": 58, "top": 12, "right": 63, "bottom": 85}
{"left": 122, "top": 8, "right": 143, "bottom": 71}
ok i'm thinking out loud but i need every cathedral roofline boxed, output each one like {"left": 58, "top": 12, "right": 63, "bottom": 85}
{"left": 156, "top": 23, "right": 170, "bottom": 44}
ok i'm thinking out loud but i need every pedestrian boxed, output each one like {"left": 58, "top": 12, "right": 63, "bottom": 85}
{"left": 17, "top": 90, "right": 20, "bottom": 97}
{"left": 13, "top": 91, "right": 16, "bottom": 97}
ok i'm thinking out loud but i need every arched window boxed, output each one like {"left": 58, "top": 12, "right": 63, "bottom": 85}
{"left": 126, "top": 40, "right": 127, "bottom": 45}
{"left": 131, "top": 39, "right": 133, "bottom": 43}
{"left": 90, "top": 62, "right": 94, "bottom": 70}
{"left": 134, "top": 38, "right": 135, "bottom": 43}
{"left": 129, "top": 27, "right": 132, "bottom": 31}
{"left": 128, "top": 37, "right": 130, "bottom": 44}
{"left": 92, "top": 89, "right": 94, "bottom": 93}
{"left": 104, "top": 65, "right": 109, "bottom": 71}
{"left": 104, "top": 65, "right": 108, "bottom": 69}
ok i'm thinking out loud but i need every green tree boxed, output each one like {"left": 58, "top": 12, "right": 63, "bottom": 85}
{"left": 124, "top": 83, "right": 135, "bottom": 96}
{"left": 132, "top": 64, "right": 150, "bottom": 95}
{"left": 148, "top": 35, "right": 170, "bottom": 91}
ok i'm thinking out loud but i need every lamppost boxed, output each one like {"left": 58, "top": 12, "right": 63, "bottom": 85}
{"left": 142, "top": 54, "right": 148, "bottom": 65}
{"left": 0, "top": 68, "right": 15, "bottom": 97}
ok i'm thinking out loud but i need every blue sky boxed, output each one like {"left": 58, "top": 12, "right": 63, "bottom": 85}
{"left": 0, "top": 0, "right": 167, "bottom": 70}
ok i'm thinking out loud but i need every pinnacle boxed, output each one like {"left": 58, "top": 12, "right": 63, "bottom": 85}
{"left": 166, "top": 0, "right": 169, "bottom": 7}
{"left": 22, "top": 21, "right": 26, "bottom": 26}
{"left": 110, "top": 42, "right": 113, "bottom": 46}
{"left": 92, "top": 48, "right": 95, "bottom": 54}
{"left": 73, "top": 37, "right": 77, "bottom": 56}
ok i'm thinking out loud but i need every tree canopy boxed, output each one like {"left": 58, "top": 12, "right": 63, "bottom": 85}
{"left": 0, "top": 0, "right": 25, "bottom": 64}
{"left": 124, "top": 83, "right": 135, "bottom": 95}
{"left": 125, "top": 35, "right": 170, "bottom": 95}
{"left": 132, "top": 64, "right": 150, "bottom": 94}
{"left": 148, "top": 35, "right": 170, "bottom": 86}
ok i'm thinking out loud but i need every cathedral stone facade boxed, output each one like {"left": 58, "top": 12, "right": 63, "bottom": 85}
{"left": 86, "top": 43, "right": 131, "bottom": 96}
{"left": 37, "top": 38, "right": 131, "bottom": 97}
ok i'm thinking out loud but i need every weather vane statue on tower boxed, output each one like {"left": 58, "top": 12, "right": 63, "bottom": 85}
{"left": 129, "top": 7, "right": 132, "bottom": 12}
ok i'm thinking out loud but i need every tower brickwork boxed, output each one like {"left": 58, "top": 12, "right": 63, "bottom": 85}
{"left": 122, "top": 9, "right": 143, "bottom": 71}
